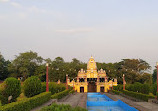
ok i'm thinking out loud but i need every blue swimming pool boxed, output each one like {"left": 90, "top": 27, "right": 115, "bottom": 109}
{"left": 87, "top": 93, "right": 138, "bottom": 111}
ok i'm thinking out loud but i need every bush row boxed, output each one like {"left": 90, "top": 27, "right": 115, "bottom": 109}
{"left": 69, "top": 89, "right": 75, "bottom": 94}
{"left": 114, "top": 83, "right": 157, "bottom": 96}
{"left": 0, "top": 92, "right": 51, "bottom": 111}
{"left": 41, "top": 82, "right": 66, "bottom": 95}
{"left": 126, "top": 82, "right": 150, "bottom": 94}
{"left": 51, "top": 89, "right": 71, "bottom": 99}
{"left": 122, "top": 90, "right": 155, "bottom": 101}
{"left": 112, "top": 90, "right": 121, "bottom": 95}
{"left": 113, "top": 84, "right": 123, "bottom": 91}
{"left": 40, "top": 103, "right": 87, "bottom": 111}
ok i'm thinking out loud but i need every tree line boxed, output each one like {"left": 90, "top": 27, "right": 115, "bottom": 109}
{"left": 0, "top": 51, "right": 156, "bottom": 84}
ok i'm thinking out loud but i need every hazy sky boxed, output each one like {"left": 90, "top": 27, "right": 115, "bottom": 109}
{"left": 0, "top": 0, "right": 158, "bottom": 71}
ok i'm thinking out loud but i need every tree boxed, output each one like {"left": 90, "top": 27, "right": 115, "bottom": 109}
{"left": 8, "top": 51, "right": 43, "bottom": 80}
{"left": 0, "top": 52, "right": 10, "bottom": 80}
{"left": 116, "top": 59, "right": 151, "bottom": 84}
{"left": 152, "top": 68, "right": 157, "bottom": 83}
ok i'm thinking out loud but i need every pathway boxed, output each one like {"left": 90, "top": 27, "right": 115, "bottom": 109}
{"left": 57, "top": 93, "right": 87, "bottom": 108}
{"left": 30, "top": 93, "right": 87, "bottom": 111}
{"left": 105, "top": 93, "right": 158, "bottom": 111}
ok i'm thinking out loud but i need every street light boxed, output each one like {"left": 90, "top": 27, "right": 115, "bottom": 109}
{"left": 46, "top": 63, "right": 49, "bottom": 92}
{"left": 66, "top": 74, "right": 68, "bottom": 90}
{"left": 112, "top": 79, "right": 113, "bottom": 90}
{"left": 73, "top": 79, "right": 75, "bottom": 90}
{"left": 123, "top": 74, "right": 125, "bottom": 90}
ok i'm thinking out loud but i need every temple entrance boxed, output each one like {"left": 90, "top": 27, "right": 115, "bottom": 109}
{"left": 100, "top": 87, "right": 104, "bottom": 92}
{"left": 80, "top": 87, "right": 84, "bottom": 92}
{"left": 88, "top": 82, "right": 96, "bottom": 92}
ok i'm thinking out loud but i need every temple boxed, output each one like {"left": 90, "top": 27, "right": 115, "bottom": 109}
{"left": 67, "top": 56, "right": 117, "bottom": 93}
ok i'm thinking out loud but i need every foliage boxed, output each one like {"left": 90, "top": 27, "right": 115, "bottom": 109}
{"left": 0, "top": 92, "right": 51, "bottom": 111}
{"left": 113, "top": 84, "right": 123, "bottom": 91}
{"left": 40, "top": 103, "right": 87, "bottom": 111}
{"left": 8, "top": 51, "right": 43, "bottom": 80}
{"left": 0, "top": 77, "right": 21, "bottom": 105}
{"left": 151, "top": 83, "right": 157, "bottom": 95}
{"left": 69, "top": 89, "right": 75, "bottom": 94}
{"left": 122, "top": 90, "right": 155, "bottom": 101}
{"left": 51, "top": 89, "right": 71, "bottom": 99}
{"left": 157, "top": 92, "right": 158, "bottom": 100}
{"left": 112, "top": 90, "right": 121, "bottom": 95}
{"left": 0, "top": 53, "right": 10, "bottom": 80}
{"left": 125, "top": 82, "right": 150, "bottom": 94}
{"left": 116, "top": 59, "right": 151, "bottom": 84}
{"left": 23, "top": 76, "right": 42, "bottom": 97}
{"left": 152, "top": 69, "right": 157, "bottom": 83}
{"left": 0, "top": 50, "right": 153, "bottom": 84}
{"left": 41, "top": 82, "right": 66, "bottom": 94}
{"left": 49, "top": 57, "right": 86, "bottom": 82}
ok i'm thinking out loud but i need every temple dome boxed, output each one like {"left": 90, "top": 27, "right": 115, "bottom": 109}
{"left": 87, "top": 56, "right": 97, "bottom": 70}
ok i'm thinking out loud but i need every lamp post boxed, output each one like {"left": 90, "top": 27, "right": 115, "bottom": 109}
{"left": 123, "top": 74, "right": 125, "bottom": 90}
{"left": 66, "top": 74, "right": 68, "bottom": 90}
{"left": 46, "top": 63, "right": 49, "bottom": 92}
{"left": 73, "top": 79, "right": 75, "bottom": 90}
{"left": 157, "top": 62, "right": 158, "bottom": 93}
{"left": 112, "top": 79, "right": 113, "bottom": 90}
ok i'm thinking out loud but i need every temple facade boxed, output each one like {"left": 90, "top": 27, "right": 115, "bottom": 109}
{"left": 67, "top": 56, "right": 117, "bottom": 93}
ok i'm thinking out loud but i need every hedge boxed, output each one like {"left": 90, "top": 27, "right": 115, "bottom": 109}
{"left": 51, "top": 89, "right": 71, "bottom": 99}
{"left": 112, "top": 90, "right": 121, "bottom": 95}
{"left": 40, "top": 103, "right": 87, "bottom": 111}
{"left": 41, "top": 82, "right": 66, "bottom": 95}
{"left": 69, "top": 89, "right": 75, "bottom": 94}
{"left": 0, "top": 92, "right": 51, "bottom": 111}
{"left": 122, "top": 90, "right": 155, "bottom": 101}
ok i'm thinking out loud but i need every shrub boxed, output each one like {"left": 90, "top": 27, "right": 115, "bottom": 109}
{"left": 157, "top": 92, "right": 158, "bottom": 100}
{"left": 151, "top": 83, "right": 157, "bottom": 95}
{"left": 41, "top": 82, "right": 66, "bottom": 95}
{"left": 0, "top": 77, "right": 21, "bottom": 105}
{"left": 51, "top": 89, "right": 71, "bottom": 99}
{"left": 40, "top": 103, "right": 87, "bottom": 111}
{"left": 141, "top": 84, "right": 150, "bottom": 94}
{"left": 69, "top": 89, "right": 75, "bottom": 94}
{"left": 112, "top": 90, "right": 121, "bottom": 95}
{"left": 23, "top": 76, "right": 42, "bottom": 97}
{"left": 0, "top": 92, "right": 51, "bottom": 111}
{"left": 122, "top": 90, "right": 155, "bottom": 101}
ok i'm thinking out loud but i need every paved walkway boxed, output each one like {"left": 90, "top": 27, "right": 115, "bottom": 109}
{"left": 57, "top": 93, "right": 87, "bottom": 108}
{"left": 30, "top": 93, "right": 87, "bottom": 111}
{"left": 105, "top": 93, "right": 158, "bottom": 111}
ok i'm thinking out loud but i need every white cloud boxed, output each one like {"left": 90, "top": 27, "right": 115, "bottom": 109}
{"left": 28, "top": 6, "right": 46, "bottom": 13}
{"left": 55, "top": 28, "right": 94, "bottom": 34}
{"left": 0, "top": 0, "right": 9, "bottom": 2}
{"left": 10, "top": 2, "right": 22, "bottom": 8}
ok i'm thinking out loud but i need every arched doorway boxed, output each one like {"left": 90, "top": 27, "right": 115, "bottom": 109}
{"left": 88, "top": 82, "right": 96, "bottom": 92}
{"left": 80, "top": 87, "right": 84, "bottom": 92}
{"left": 100, "top": 86, "right": 104, "bottom": 92}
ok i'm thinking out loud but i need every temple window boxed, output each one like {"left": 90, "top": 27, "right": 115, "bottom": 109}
{"left": 99, "top": 78, "right": 105, "bottom": 82}
{"left": 79, "top": 78, "right": 85, "bottom": 82}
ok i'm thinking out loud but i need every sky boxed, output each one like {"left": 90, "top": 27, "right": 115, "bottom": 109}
{"left": 0, "top": 0, "right": 158, "bottom": 72}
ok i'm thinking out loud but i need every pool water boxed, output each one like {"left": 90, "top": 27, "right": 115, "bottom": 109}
{"left": 87, "top": 106, "right": 126, "bottom": 111}
{"left": 87, "top": 93, "right": 138, "bottom": 111}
